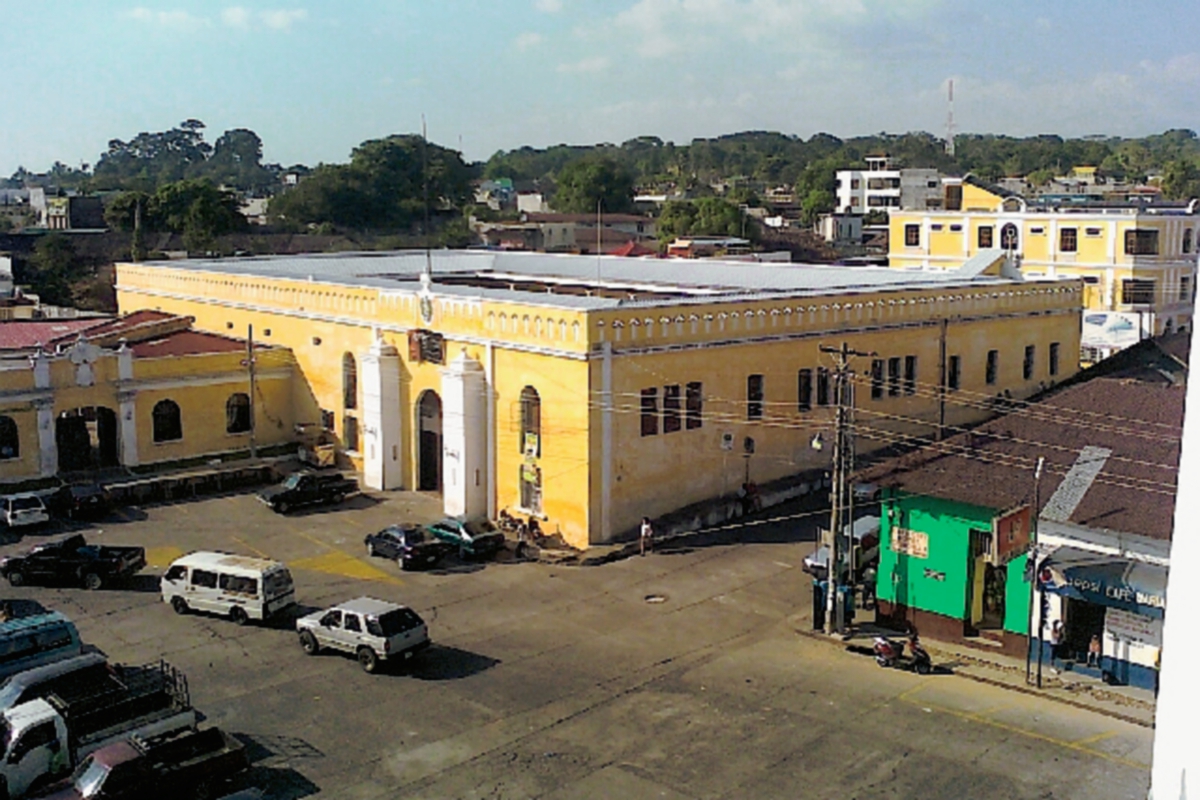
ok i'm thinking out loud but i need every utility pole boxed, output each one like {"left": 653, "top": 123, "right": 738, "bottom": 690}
{"left": 1025, "top": 456, "right": 1045, "bottom": 686}
{"left": 246, "top": 324, "right": 257, "bottom": 460}
{"left": 819, "top": 342, "right": 874, "bottom": 636}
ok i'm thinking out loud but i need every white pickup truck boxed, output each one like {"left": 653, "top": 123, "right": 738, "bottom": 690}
{"left": 0, "top": 661, "right": 195, "bottom": 799}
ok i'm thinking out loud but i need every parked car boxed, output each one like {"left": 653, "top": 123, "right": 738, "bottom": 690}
{"left": 257, "top": 471, "right": 358, "bottom": 514}
{"left": 1, "top": 494, "right": 49, "bottom": 529}
{"left": 0, "top": 534, "right": 146, "bottom": 590}
{"left": 48, "top": 482, "right": 112, "bottom": 520}
{"left": 38, "top": 725, "right": 247, "bottom": 800}
{"left": 296, "top": 597, "right": 430, "bottom": 674}
{"left": 0, "top": 611, "right": 83, "bottom": 683}
{"left": 364, "top": 525, "right": 449, "bottom": 570}
{"left": 424, "top": 518, "right": 506, "bottom": 560}
{"left": 0, "top": 599, "right": 48, "bottom": 620}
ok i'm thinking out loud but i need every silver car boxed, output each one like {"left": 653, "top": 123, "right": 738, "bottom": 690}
{"left": 295, "top": 597, "right": 430, "bottom": 673}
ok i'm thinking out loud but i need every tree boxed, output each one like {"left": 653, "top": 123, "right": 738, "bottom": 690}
{"left": 200, "top": 129, "right": 274, "bottom": 192}
{"left": 552, "top": 158, "right": 634, "bottom": 214}
{"left": 25, "top": 234, "right": 83, "bottom": 306}
{"left": 150, "top": 180, "right": 244, "bottom": 251}
{"left": 656, "top": 198, "right": 755, "bottom": 244}
{"left": 1161, "top": 159, "right": 1200, "bottom": 200}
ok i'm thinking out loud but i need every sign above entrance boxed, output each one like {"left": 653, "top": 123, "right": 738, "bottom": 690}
{"left": 408, "top": 330, "right": 445, "bottom": 365}
{"left": 990, "top": 505, "right": 1031, "bottom": 565}
{"left": 890, "top": 527, "right": 929, "bottom": 559}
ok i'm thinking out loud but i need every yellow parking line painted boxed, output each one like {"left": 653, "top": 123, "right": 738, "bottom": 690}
{"left": 229, "top": 536, "right": 269, "bottom": 559}
{"left": 144, "top": 546, "right": 186, "bottom": 569}
{"left": 896, "top": 680, "right": 936, "bottom": 702}
{"left": 1073, "top": 731, "right": 1119, "bottom": 746}
{"left": 896, "top": 695, "right": 1148, "bottom": 770}
{"left": 291, "top": 552, "right": 403, "bottom": 586}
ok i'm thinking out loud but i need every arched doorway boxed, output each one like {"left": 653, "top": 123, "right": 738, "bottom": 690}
{"left": 56, "top": 407, "right": 119, "bottom": 472}
{"left": 416, "top": 391, "right": 442, "bottom": 492}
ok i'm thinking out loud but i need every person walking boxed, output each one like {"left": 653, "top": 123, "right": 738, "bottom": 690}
{"left": 1049, "top": 618, "right": 1065, "bottom": 674}
{"left": 640, "top": 517, "right": 654, "bottom": 556}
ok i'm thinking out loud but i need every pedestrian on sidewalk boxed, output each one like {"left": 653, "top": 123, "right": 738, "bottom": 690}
{"left": 1087, "top": 634, "right": 1101, "bottom": 668}
{"left": 1049, "top": 619, "right": 1064, "bottom": 674}
{"left": 640, "top": 517, "right": 654, "bottom": 556}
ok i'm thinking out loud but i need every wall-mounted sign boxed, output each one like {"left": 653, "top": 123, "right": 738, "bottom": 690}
{"left": 408, "top": 330, "right": 445, "bottom": 364}
{"left": 991, "top": 505, "right": 1031, "bottom": 565}
{"left": 890, "top": 527, "right": 929, "bottom": 559}
{"left": 1106, "top": 608, "right": 1162, "bottom": 647}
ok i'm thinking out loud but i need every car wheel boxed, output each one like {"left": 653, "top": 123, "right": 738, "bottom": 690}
{"left": 299, "top": 630, "right": 320, "bottom": 655}
{"left": 193, "top": 779, "right": 214, "bottom": 800}
{"left": 171, "top": 597, "right": 189, "bottom": 615}
{"left": 398, "top": 556, "right": 410, "bottom": 571}
{"left": 6, "top": 571, "right": 23, "bottom": 587}
{"left": 915, "top": 659, "right": 932, "bottom": 676}
{"left": 276, "top": 501, "right": 290, "bottom": 514}
{"left": 357, "top": 647, "right": 379, "bottom": 674}
{"left": 229, "top": 606, "right": 249, "bottom": 626}
{"left": 83, "top": 572, "right": 103, "bottom": 591}
{"left": 366, "top": 542, "right": 376, "bottom": 557}
{"left": 333, "top": 492, "right": 345, "bottom": 505}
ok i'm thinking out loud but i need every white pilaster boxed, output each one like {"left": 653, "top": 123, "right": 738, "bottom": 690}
{"left": 600, "top": 342, "right": 613, "bottom": 544}
{"left": 118, "top": 390, "right": 139, "bottom": 467}
{"left": 440, "top": 349, "right": 487, "bottom": 519}
{"left": 362, "top": 337, "right": 403, "bottom": 491}
{"left": 34, "top": 398, "right": 56, "bottom": 477}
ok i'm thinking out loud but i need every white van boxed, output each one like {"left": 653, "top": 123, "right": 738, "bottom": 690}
{"left": 161, "top": 552, "right": 296, "bottom": 625}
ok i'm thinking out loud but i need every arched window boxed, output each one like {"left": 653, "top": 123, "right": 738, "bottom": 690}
{"left": 1001, "top": 223, "right": 1019, "bottom": 250}
{"left": 152, "top": 400, "right": 182, "bottom": 443}
{"left": 342, "top": 353, "right": 358, "bottom": 410}
{"left": 0, "top": 416, "right": 17, "bottom": 460}
{"left": 519, "top": 386, "right": 541, "bottom": 457}
{"left": 226, "top": 393, "right": 251, "bottom": 434}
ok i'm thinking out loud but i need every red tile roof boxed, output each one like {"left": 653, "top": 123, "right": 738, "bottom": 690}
{"left": 0, "top": 319, "right": 108, "bottom": 351}
{"left": 129, "top": 331, "right": 255, "bottom": 358}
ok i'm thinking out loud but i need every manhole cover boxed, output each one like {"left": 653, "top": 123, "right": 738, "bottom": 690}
{"left": 644, "top": 594, "right": 667, "bottom": 604}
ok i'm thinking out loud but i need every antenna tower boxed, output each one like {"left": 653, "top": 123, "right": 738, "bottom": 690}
{"left": 945, "top": 79, "right": 957, "bottom": 157}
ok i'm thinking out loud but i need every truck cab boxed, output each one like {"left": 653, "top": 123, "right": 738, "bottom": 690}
{"left": 0, "top": 700, "right": 71, "bottom": 798}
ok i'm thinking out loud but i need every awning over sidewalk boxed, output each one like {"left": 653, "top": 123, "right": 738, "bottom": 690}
{"left": 1038, "top": 546, "right": 1167, "bottom": 619}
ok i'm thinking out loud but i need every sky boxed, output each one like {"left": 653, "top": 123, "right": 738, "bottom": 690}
{"left": 1, "top": 0, "right": 1198, "bottom": 176}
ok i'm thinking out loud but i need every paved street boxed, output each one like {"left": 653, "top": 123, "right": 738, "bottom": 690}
{"left": 0, "top": 490, "right": 1152, "bottom": 799}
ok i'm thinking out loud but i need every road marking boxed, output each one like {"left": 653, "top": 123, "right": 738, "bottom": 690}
{"left": 144, "top": 546, "right": 186, "bottom": 569}
{"left": 291, "top": 552, "right": 403, "bottom": 585}
{"left": 229, "top": 536, "right": 269, "bottom": 558}
{"left": 895, "top": 691, "right": 1148, "bottom": 769}
{"left": 1073, "top": 730, "right": 1119, "bottom": 745}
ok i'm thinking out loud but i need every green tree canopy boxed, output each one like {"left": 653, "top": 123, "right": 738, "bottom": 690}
{"left": 656, "top": 198, "right": 755, "bottom": 243}
{"left": 551, "top": 158, "right": 635, "bottom": 214}
{"left": 1161, "top": 159, "right": 1200, "bottom": 200}
{"left": 105, "top": 180, "right": 243, "bottom": 251}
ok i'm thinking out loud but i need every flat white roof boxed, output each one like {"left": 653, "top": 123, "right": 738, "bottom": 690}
{"left": 170, "top": 551, "right": 286, "bottom": 573}
{"left": 128, "top": 250, "right": 1025, "bottom": 311}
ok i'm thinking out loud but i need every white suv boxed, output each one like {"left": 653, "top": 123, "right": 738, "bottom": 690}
{"left": 295, "top": 597, "right": 430, "bottom": 673}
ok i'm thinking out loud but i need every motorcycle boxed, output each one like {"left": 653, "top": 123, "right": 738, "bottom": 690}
{"left": 872, "top": 634, "right": 933, "bottom": 675}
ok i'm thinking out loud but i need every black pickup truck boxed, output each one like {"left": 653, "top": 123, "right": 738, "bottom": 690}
{"left": 258, "top": 471, "right": 358, "bottom": 514}
{"left": 39, "top": 726, "right": 249, "bottom": 800}
{"left": 0, "top": 534, "right": 146, "bottom": 590}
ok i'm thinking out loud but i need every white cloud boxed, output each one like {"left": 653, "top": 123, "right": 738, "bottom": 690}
{"left": 127, "top": 7, "right": 209, "bottom": 30}
{"left": 557, "top": 56, "right": 610, "bottom": 74}
{"left": 515, "top": 32, "right": 544, "bottom": 51}
{"left": 220, "top": 6, "right": 252, "bottom": 29}
{"left": 259, "top": 8, "right": 308, "bottom": 30}
{"left": 535, "top": 0, "right": 563, "bottom": 12}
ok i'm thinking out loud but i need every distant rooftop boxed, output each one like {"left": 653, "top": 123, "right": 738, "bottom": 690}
{"left": 127, "top": 249, "right": 1036, "bottom": 311}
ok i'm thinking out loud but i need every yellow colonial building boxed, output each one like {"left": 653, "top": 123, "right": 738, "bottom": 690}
{"left": 0, "top": 311, "right": 299, "bottom": 484}
{"left": 889, "top": 177, "right": 1199, "bottom": 360}
{"left": 116, "top": 250, "right": 1082, "bottom": 549}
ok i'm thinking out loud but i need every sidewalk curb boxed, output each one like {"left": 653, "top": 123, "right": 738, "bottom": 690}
{"left": 793, "top": 625, "right": 1155, "bottom": 729}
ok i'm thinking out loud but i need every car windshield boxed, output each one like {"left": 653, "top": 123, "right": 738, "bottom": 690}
{"left": 263, "top": 569, "right": 293, "bottom": 599}
{"left": 10, "top": 497, "right": 42, "bottom": 512}
{"left": 71, "top": 755, "right": 110, "bottom": 799}
{"left": 282, "top": 474, "right": 302, "bottom": 490}
{"left": 402, "top": 528, "right": 424, "bottom": 544}
{"left": 464, "top": 521, "right": 498, "bottom": 537}
{"left": 366, "top": 608, "right": 423, "bottom": 637}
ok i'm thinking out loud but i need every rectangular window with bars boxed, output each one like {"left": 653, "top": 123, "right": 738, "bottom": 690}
{"left": 870, "top": 359, "right": 884, "bottom": 400}
{"left": 1059, "top": 227, "right": 1077, "bottom": 252}
{"left": 887, "top": 357, "right": 901, "bottom": 397}
{"left": 640, "top": 388, "right": 658, "bottom": 437}
{"left": 978, "top": 226, "right": 994, "bottom": 248}
{"left": 986, "top": 350, "right": 998, "bottom": 385}
{"left": 685, "top": 382, "right": 702, "bottom": 429}
{"left": 904, "top": 224, "right": 920, "bottom": 247}
{"left": 797, "top": 369, "right": 813, "bottom": 412}
{"left": 903, "top": 356, "right": 917, "bottom": 395}
{"left": 1049, "top": 343, "right": 1060, "bottom": 377}
{"left": 816, "top": 368, "right": 830, "bottom": 407}
{"left": 663, "top": 384, "right": 681, "bottom": 434}
{"left": 1023, "top": 345, "right": 1035, "bottom": 380}
{"left": 948, "top": 355, "right": 961, "bottom": 391}
{"left": 1124, "top": 229, "right": 1159, "bottom": 256}
{"left": 747, "top": 374, "right": 764, "bottom": 420}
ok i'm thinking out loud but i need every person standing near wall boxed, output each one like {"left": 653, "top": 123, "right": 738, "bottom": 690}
{"left": 1049, "top": 619, "right": 1065, "bottom": 674}
{"left": 640, "top": 517, "right": 654, "bottom": 556}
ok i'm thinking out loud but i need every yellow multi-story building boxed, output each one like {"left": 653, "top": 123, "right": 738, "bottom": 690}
{"left": 0, "top": 310, "right": 299, "bottom": 484}
{"left": 889, "top": 177, "right": 1199, "bottom": 359}
{"left": 115, "top": 250, "right": 1082, "bottom": 549}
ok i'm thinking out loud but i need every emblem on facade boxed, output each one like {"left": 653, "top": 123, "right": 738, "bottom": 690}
{"left": 67, "top": 337, "right": 102, "bottom": 387}
{"left": 420, "top": 295, "right": 434, "bottom": 325}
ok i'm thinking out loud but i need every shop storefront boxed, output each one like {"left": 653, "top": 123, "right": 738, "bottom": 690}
{"left": 1036, "top": 546, "right": 1165, "bottom": 690}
